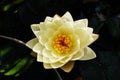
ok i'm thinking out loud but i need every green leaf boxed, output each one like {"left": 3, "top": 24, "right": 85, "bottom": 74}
{"left": 0, "top": 35, "right": 34, "bottom": 76}
{"left": 4, "top": 56, "right": 34, "bottom": 76}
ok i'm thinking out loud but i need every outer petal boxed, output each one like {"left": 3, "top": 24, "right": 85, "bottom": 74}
{"left": 74, "top": 19, "right": 88, "bottom": 28}
{"left": 42, "top": 48, "right": 64, "bottom": 63}
{"left": 75, "top": 29, "right": 93, "bottom": 48}
{"left": 59, "top": 56, "right": 72, "bottom": 63}
{"left": 62, "top": 12, "right": 73, "bottom": 22}
{"left": 33, "top": 43, "right": 44, "bottom": 53}
{"left": 61, "top": 61, "right": 75, "bottom": 73}
{"left": 44, "top": 16, "right": 53, "bottom": 23}
{"left": 37, "top": 53, "right": 43, "bottom": 62}
{"left": 44, "top": 61, "right": 64, "bottom": 69}
{"left": 80, "top": 47, "right": 96, "bottom": 60}
{"left": 71, "top": 49, "right": 84, "bottom": 60}
{"left": 31, "top": 24, "right": 40, "bottom": 38}
{"left": 26, "top": 38, "right": 38, "bottom": 49}
{"left": 43, "top": 63, "right": 52, "bottom": 69}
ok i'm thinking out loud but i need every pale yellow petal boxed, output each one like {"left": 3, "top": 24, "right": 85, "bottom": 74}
{"left": 50, "top": 61, "right": 65, "bottom": 68}
{"left": 75, "top": 29, "right": 91, "bottom": 48}
{"left": 59, "top": 56, "right": 72, "bottom": 63}
{"left": 86, "top": 34, "right": 99, "bottom": 46}
{"left": 87, "top": 27, "right": 93, "bottom": 34}
{"left": 44, "top": 61, "right": 64, "bottom": 69}
{"left": 45, "top": 40, "right": 53, "bottom": 51}
{"left": 62, "top": 11, "right": 73, "bottom": 22}
{"left": 42, "top": 48, "right": 64, "bottom": 63}
{"left": 80, "top": 47, "right": 96, "bottom": 60}
{"left": 37, "top": 53, "right": 43, "bottom": 62}
{"left": 74, "top": 19, "right": 88, "bottom": 28}
{"left": 45, "top": 28, "right": 55, "bottom": 37}
{"left": 92, "top": 34, "right": 99, "bottom": 43}
{"left": 33, "top": 43, "right": 44, "bottom": 53}
{"left": 44, "top": 21, "right": 58, "bottom": 30}
{"left": 31, "top": 24, "right": 40, "bottom": 37}
{"left": 44, "top": 16, "right": 53, "bottom": 22}
{"left": 43, "top": 63, "right": 52, "bottom": 69}
{"left": 42, "top": 49, "right": 63, "bottom": 63}
{"left": 43, "top": 56, "right": 51, "bottom": 63}
{"left": 53, "top": 14, "right": 61, "bottom": 19}
{"left": 61, "top": 61, "right": 75, "bottom": 73}
{"left": 53, "top": 19, "right": 64, "bottom": 26}
{"left": 71, "top": 49, "right": 84, "bottom": 60}
{"left": 26, "top": 38, "right": 38, "bottom": 49}
{"left": 39, "top": 34, "right": 48, "bottom": 45}
{"left": 52, "top": 15, "right": 63, "bottom": 26}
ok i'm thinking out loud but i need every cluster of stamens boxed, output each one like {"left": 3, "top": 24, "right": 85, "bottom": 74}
{"left": 53, "top": 34, "right": 72, "bottom": 54}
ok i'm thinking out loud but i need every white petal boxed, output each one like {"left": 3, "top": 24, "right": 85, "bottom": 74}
{"left": 62, "top": 12, "right": 73, "bottom": 22}
{"left": 71, "top": 49, "right": 84, "bottom": 60}
{"left": 80, "top": 47, "right": 96, "bottom": 60}
{"left": 33, "top": 43, "right": 44, "bottom": 53}
{"left": 26, "top": 38, "right": 38, "bottom": 49}
{"left": 43, "top": 63, "right": 52, "bottom": 69}
{"left": 37, "top": 53, "right": 43, "bottom": 62}
{"left": 75, "top": 29, "right": 92, "bottom": 48}
{"left": 39, "top": 34, "right": 48, "bottom": 45}
{"left": 44, "top": 21, "right": 58, "bottom": 30}
{"left": 44, "top": 16, "right": 53, "bottom": 22}
{"left": 45, "top": 40, "right": 52, "bottom": 50}
{"left": 91, "top": 34, "right": 99, "bottom": 43}
{"left": 50, "top": 61, "right": 65, "bottom": 68}
{"left": 59, "top": 56, "right": 72, "bottom": 63}
{"left": 44, "top": 61, "right": 64, "bottom": 69}
{"left": 52, "top": 15, "right": 64, "bottom": 26}
{"left": 42, "top": 48, "right": 66, "bottom": 63}
{"left": 53, "top": 15, "right": 61, "bottom": 20}
{"left": 45, "top": 28, "right": 55, "bottom": 37}
{"left": 87, "top": 27, "right": 93, "bottom": 34}
{"left": 43, "top": 56, "right": 51, "bottom": 63}
{"left": 74, "top": 19, "right": 88, "bottom": 28}
{"left": 61, "top": 61, "right": 75, "bottom": 73}
{"left": 53, "top": 19, "right": 64, "bottom": 26}
{"left": 31, "top": 24, "right": 40, "bottom": 37}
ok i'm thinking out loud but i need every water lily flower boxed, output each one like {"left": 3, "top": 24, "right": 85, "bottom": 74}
{"left": 26, "top": 12, "right": 99, "bottom": 72}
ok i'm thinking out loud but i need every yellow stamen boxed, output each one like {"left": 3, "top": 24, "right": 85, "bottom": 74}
{"left": 53, "top": 34, "right": 72, "bottom": 54}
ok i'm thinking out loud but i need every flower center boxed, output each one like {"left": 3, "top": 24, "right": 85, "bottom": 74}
{"left": 53, "top": 34, "right": 72, "bottom": 54}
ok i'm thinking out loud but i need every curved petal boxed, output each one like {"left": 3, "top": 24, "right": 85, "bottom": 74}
{"left": 74, "top": 19, "right": 88, "bottom": 28}
{"left": 33, "top": 43, "right": 44, "bottom": 53}
{"left": 44, "top": 16, "right": 53, "bottom": 23}
{"left": 80, "top": 47, "right": 96, "bottom": 60}
{"left": 59, "top": 56, "right": 72, "bottom": 63}
{"left": 44, "top": 61, "right": 64, "bottom": 69}
{"left": 26, "top": 38, "right": 38, "bottom": 49}
{"left": 61, "top": 61, "right": 75, "bottom": 73}
{"left": 43, "top": 56, "right": 51, "bottom": 63}
{"left": 50, "top": 61, "right": 65, "bottom": 68}
{"left": 43, "top": 63, "right": 52, "bottom": 69}
{"left": 31, "top": 24, "right": 40, "bottom": 38}
{"left": 75, "top": 29, "right": 92, "bottom": 48}
{"left": 37, "top": 53, "right": 43, "bottom": 62}
{"left": 45, "top": 28, "right": 56, "bottom": 38}
{"left": 62, "top": 11, "right": 73, "bottom": 22}
{"left": 39, "top": 34, "right": 48, "bottom": 45}
{"left": 42, "top": 49, "right": 64, "bottom": 63}
{"left": 84, "top": 34, "right": 99, "bottom": 47}
{"left": 87, "top": 27, "right": 93, "bottom": 34}
{"left": 71, "top": 49, "right": 84, "bottom": 60}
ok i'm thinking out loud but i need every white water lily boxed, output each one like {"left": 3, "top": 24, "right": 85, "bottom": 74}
{"left": 26, "top": 12, "right": 99, "bottom": 72}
